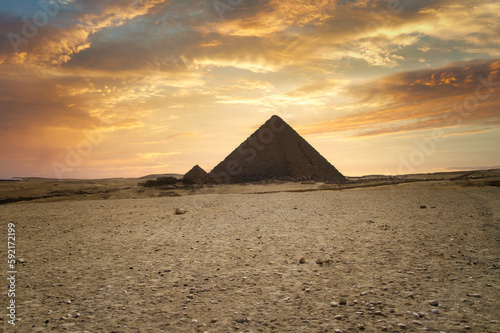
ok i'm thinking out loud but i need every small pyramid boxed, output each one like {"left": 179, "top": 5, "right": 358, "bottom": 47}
{"left": 183, "top": 164, "right": 209, "bottom": 184}
{"left": 209, "top": 115, "right": 346, "bottom": 183}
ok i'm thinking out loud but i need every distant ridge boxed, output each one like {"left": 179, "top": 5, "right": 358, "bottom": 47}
{"left": 209, "top": 115, "right": 346, "bottom": 183}
{"left": 139, "top": 173, "right": 183, "bottom": 180}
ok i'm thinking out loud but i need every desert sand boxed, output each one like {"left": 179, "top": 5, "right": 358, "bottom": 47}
{"left": 1, "top": 177, "right": 499, "bottom": 332}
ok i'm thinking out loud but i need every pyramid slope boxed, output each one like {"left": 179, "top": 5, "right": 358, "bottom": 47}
{"left": 183, "top": 164, "right": 209, "bottom": 184}
{"left": 209, "top": 115, "right": 346, "bottom": 183}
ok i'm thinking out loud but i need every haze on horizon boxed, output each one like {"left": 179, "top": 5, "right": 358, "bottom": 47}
{"left": 0, "top": 0, "right": 499, "bottom": 179}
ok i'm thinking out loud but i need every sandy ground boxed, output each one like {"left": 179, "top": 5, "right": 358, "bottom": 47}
{"left": 1, "top": 182, "right": 499, "bottom": 332}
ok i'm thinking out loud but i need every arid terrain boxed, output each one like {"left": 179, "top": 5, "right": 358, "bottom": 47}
{"left": 1, "top": 170, "right": 499, "bottom": 332}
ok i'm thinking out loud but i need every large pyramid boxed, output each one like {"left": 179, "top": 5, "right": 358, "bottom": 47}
{"left": 209, "top": 115, "right": 346, "bottom": 183}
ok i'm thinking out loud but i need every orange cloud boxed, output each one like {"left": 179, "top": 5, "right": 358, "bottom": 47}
{"left": 298, "top": 59, "right": 500, "bottom": 138}
{"left": 198, "top": 0, "right": 334, "bottom": 37}
{"left": 168, "top": 132, "right": 197, "bottom": 139}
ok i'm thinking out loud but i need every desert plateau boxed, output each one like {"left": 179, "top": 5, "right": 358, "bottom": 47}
{"left": 1, "top": 171, "right": 499, "bottom": 332}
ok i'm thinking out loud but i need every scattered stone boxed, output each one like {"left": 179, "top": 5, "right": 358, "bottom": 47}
{"left": 16, "top": 258, "right": 26, "bottom": 264}
{"left": 420, "top": 205, "right": 427, "bottom": 209}
{"left": 335, "top": 329, "right": 343, "bottom": 333}
{"left": 358, "top": 324, "right": 365, "bottom": 330}
{"left": 334, "top": 315, "right": 343, "bottom": 320}
{"left": 211, "top": 318, "right": 218, "bottom": 323}
{"left": 299, "top": 258, "right": 306, "bottom": 264}
{"left": 175, "top": 208, "right": 186, "bottom": 215}
{"left": 428, "top": 300, "right": 439, "bottom": 306}
{"left": 407, "top": 311, "right": 419, "bottom": 318}
{"left": 339, "top": 298, "right": 347, "bottom": 305}
{"left": 316, "top": 258, "right": 324, "bottom": 265}
{"left": 235, "top": 317, "right": 251, "bottom": 324}
{"left": 330, "top": 301, "right": 338, "bottom": 307}
{"left": 466, "top": 293, "right": 481, "bottom": 298}
{"left": 413, "top": 320, "right": 422, "bottom": 325}
{"left": 431, "top": 309, "right": 440, "bottom": 314}
{"left": 398, "top": 323, "right": 406, "bottom": 329}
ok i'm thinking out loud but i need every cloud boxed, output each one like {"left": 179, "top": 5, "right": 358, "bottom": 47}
{"left": 198, "top": 0, "right": 334, "bottom": 37}
{"left": 297, "top": 59, "right": 500, "bottom": 137}
{"left": 138, "top": 151, "right": 181, "bottom": 159}
{"left": 167, "top": 131, "right": 197, "bottom": 139}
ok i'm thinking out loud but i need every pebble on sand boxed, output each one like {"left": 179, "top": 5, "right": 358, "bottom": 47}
{"left": 175, "top": 208, "right": 186, "bottom": 215}
{"left": 428, "top": 300, "right": 439, "bottom": 306}
{"left": 299, "top": 258, "right": 306, "bottom": 264}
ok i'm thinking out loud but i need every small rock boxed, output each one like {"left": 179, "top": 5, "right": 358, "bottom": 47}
{"left": 330, "top": 301, "right": 338, "bottom": 307}
{"left": 334, "top": 315, "right": 343, "bottom": 320}
{"left": 413, "top": 320, "right": 422, "bottom": 325}
{"left": 211, "top": 318, "right": 218, "bottom": 323}
{"left": 235, "top": 317, "right": 250, "bottom": 324}
{"left": 339, "top": 298, "right": 347, "bottom": 305}
{"left": 316, "top": 258, "right": 324, "bottom": 265}
{"left": 431, "top": 309, "right": 440, "bottom": 314}
{"left": 299, "top": 258, "right": 306, "bottom": 264}
{"left": 420, "top": 205, "right": 427, "bottom": 209}
{"left": 428, "top": 300, "right": 439, "bottom": 306}
{"left": 358, "top": 324, "right": 365, "bottom": 330}
{"left": 407, "top": 311, "right": 419, "bottom": 318}
{"left": 65, "top": 300, "right": 72, "bottom": 304}
{"left": 466, "top": 293, "right": 481, "bottom": 298}
{"left": 175, "top": 208, "right": 186, "bottom": 215}
{"left": 16, "top": 258, "right": 26, "bottom": 264}
{"left": 398, "top": 323, "right": 406, "bottom": 329}
{"left": 335, "top": 329, "right": 343, "bottom": 333}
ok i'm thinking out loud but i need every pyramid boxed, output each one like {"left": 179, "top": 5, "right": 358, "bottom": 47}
{"left": 209, "top": 115, "right": 346, "bottom": 183}
{"left": 183, "top": 164, "right": 209, "bottom": 184}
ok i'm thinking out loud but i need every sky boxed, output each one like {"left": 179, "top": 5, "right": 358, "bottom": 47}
{"left": 0, "top": 0, "right": 499, "bottom": 179}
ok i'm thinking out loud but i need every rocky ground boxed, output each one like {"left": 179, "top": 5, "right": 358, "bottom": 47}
{"left": 1, "top": 182, "right": 499, "bottom": 332}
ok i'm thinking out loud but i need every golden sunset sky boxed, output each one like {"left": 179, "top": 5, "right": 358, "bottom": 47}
{"left": 0, "top": 0, "right": 499, "bottom": 178}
